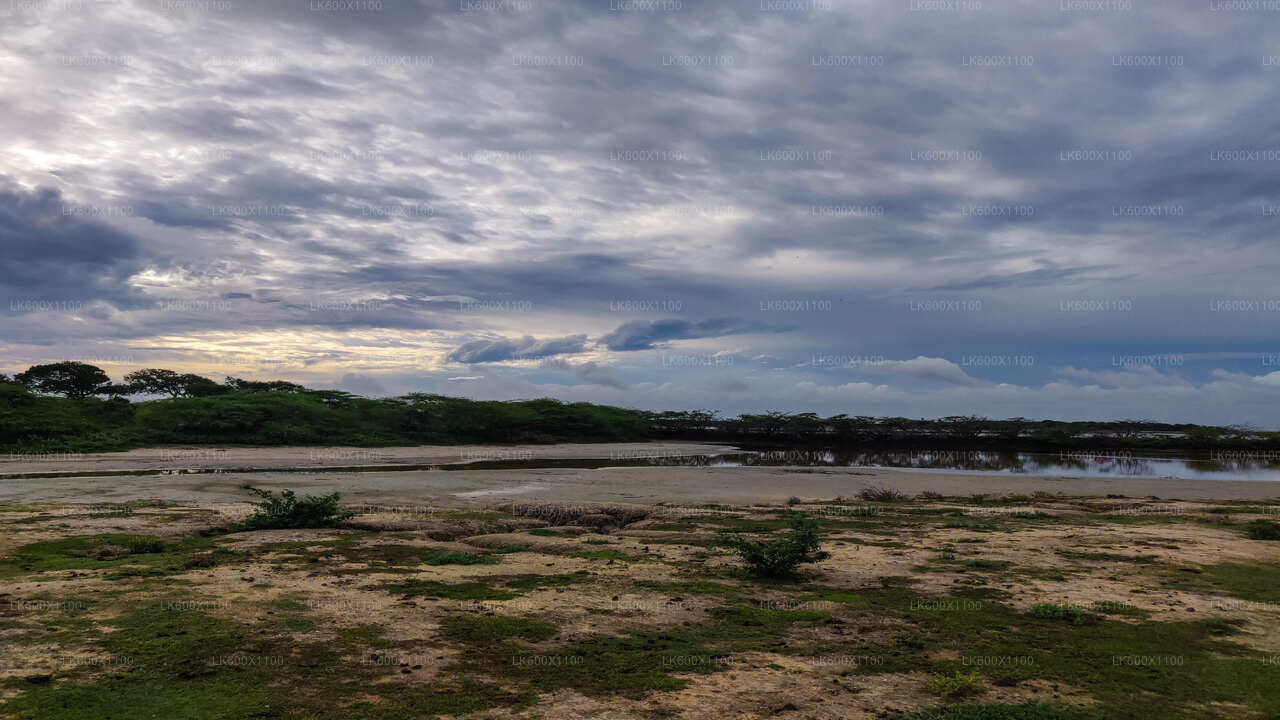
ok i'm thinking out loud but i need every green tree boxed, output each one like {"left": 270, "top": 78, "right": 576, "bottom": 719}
{"left": 176, "top": 373, "right": 225, "bottom": 397}
{"left": 224, "top": 377, "right": 305, "bottom": 392}
{"left": 125, "top": 368, "right": 185, "bottom": 398}
{"left": 15, "top": 362, "right": 112, "bottom": 399}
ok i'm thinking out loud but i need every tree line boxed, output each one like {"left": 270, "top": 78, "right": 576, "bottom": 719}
{"left": 1, "top": 361, "right": 1274, "bottom": 452}
{"left": 2, "top": 361, "right": 302, "bottom": 399}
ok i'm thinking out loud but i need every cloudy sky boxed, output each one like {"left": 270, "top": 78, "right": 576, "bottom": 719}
{"left": 3, "top": 0, "right": 1280, "bottom": 425}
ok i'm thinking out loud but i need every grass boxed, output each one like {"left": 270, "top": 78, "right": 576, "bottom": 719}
{"left": 376, "top": 579, "right": 519, "bottom": 600}
{"left": 943, "top": 518, "right": 1000, "bottom": 531}
{"left": 339, "top": 544, "right": 498, "bottom": 566}
{"left": 1028, "top": 603, "right": 1100, "bottom": 626}
{"left": 632, "top": 579, "right": 739, "bottom": 596}
{"left": 1159, "top": 561, "right": 1280, "bottom": 602}
{"left": 1057, "top": 550, "right": 1159, "bottom": 563}
{"left": 8, "top": 497, "right": 1280, "bottom": 719}
{"left": 905, "top": 703, "right": 1078, "bottom": 720}
{"left": 503, "top": 572, "right": 590, "bottom": 589}
{"left": 962, "top": 559, "right": 1012, "bottom": 571}
{"left": 1243, "top": 519, "right": 1280, "bottom": 540}
{"left": 439, "top": 615, "right": 558, "bottom": 642}
{"left": 446, "top": 601, "right": 832, "bottom": 697}
{"left": 4, "top": 601, "right": 535, "bottom": 720}
{"left": 0, "top": 533, "right": 234, "bottom": 579}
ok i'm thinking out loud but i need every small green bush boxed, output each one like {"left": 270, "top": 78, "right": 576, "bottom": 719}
{"left": 1244, "top": 519, "right": 1280, "bottom": 540}
{"left": 929, "top": 671, "right": 985, "bottom": 699}
{"left": 714, "top": 513, "right": 829, "bottom": 578}
{"left": 237, "top": 487, "right": 353, "bottom": 530}
{"left": 119, "top": 535, "right": 166, "bottom": 554}
{"left": 423, "top": 551, "right": 495, "bottom": 565}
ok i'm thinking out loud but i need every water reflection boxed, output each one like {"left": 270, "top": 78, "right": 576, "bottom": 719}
{"left": 444, "top": 447, "right": 1280, "bottom": 481}
{"left": 702, "top": 448, "right": 1280, "bottom": 482}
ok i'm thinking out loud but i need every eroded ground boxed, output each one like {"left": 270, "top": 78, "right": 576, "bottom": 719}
{"left": 1, "top": 493, "right": 1279, "bottom": 719}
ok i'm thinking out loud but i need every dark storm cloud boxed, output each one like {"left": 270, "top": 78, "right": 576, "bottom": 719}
{"left": 540, "top": 358, "right": 629, "bottom": 389}
{"left": 0, "top": 183, "right": 146, "bottom": 306}
{"left": 600, "top": 318, "right": 789, "bottom": 351}
{"left": 446, "top": 335, "right": 588, "bottom": 363}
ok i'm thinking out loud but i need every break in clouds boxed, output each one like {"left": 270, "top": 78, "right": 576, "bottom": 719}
{"left": 3, "top": 0, "right": 1280, "bottom": 425}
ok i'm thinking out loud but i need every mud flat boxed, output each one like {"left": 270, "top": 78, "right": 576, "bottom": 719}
{"left": 0, "top": 442, "right": 732, "bottom": 474}
{"left": 2, "top": 455, "right": 1280, "bottom": 506}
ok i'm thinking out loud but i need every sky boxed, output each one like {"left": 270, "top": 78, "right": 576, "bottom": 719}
{"left": 2, "top": 0, "right": 1280, "bottom": 426}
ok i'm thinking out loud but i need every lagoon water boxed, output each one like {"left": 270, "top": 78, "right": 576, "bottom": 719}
{"left": 487, "top": 448, "right": 1280, "bottom": 483}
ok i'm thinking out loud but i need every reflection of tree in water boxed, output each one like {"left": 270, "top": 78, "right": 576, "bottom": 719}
{"left": 1043, "top": 453, "right": 1155, "bottom": 476}
{"left": 621, "top": 448, "right": 1280, "bottom": 480}
{"left": 1183, "top": 453, "right": 1280, "bottom": 474}
{"left": 725, "top": 448, "right": 1167, "bottom": 476}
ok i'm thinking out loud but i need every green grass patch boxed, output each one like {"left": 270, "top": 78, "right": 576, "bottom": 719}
{"left": 1243, "top": 519, "right": 1280, "bottom": 540}
{"left": 284, "top": 616, "right": 316, "bottom": 632}
{"left": 1028, "top": 603, "right": 1100, "bottom": 626}
{"left": 336, "top": 544, "right": 497, "bottom": 567}
{"left": 633, "top": 579, "right": 738, "bottom": 596}
{"left": 504, "top": 573, "right": 590, "bottom": 590}
{"left": 439, "top": 615, "right": 558, "bottom": 642}
{"left": 1159, "top": 562, "right": 1280, "bottom": 603}
{"left": 448, "top": 601, "right": 831, "bottom": 697}
{"left": 943, "top": 518, "right": 1001, "bottom": 531}
{"left": 0, "top": 533, "right": 227, "bottom": 579}
{"left": 962, "top": 559, "right": 1012, "bottom": 571}
{"left": 905, "top": 702, "right": 1078, "bottom": 719}
{"left": 1058, "top": 550, "right": 1159, "bottom": 563}
{"left": 376, "top": 579, "right": 519, "bottom": 601}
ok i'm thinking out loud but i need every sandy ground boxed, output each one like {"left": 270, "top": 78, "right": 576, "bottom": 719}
{"left": 0, "top": 442, "right": 732, "bottom": 473}
{"left": 3, "top": 496, "right": 1278, "bottom": 718}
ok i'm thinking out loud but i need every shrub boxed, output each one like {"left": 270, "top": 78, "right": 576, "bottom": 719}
{"left": 237, "top": 487, "right": 353, "bottom": 530}
{"left": 1029, "top": 603, "right": 1099, "bottom": 626}
{"left": 119, "top": 535, "right": 166, "bottom": 554}
{"left": 1244, "top": 519, "right": 1280, "bottom": 540}
{"left": 858, "top": 486, "right": 909, "bottom": 502}
{"left": 929, "top": 671, "right": 985, "bottom": 699}
{"left": 714, "top": 513, "right": 830, "bottom": 578}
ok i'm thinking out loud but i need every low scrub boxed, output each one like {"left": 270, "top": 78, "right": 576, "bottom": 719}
{"left": 714, "top": 513, "right": 829, "bottom": 578}
{"left": 238, "top": 487, "right": 353, "bottom": 530}
{"left": 1029, "top": 603, "right": 1099, "bottom": 626}
{"left": 491, "top": 501, "right": 651, "bottom": 529}
{"left": 929, "top": 670, "right": 986, "bottom": 699}
{"left": 1243, "top": 519, "right": 1280, "bottom": 540}
{"left": 858, "top": 486, "right": 910, "bottom": 502}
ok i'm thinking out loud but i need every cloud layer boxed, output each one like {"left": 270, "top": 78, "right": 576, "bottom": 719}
{"left": 2, "top": 1, "right": 1280, "bottom": 425}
